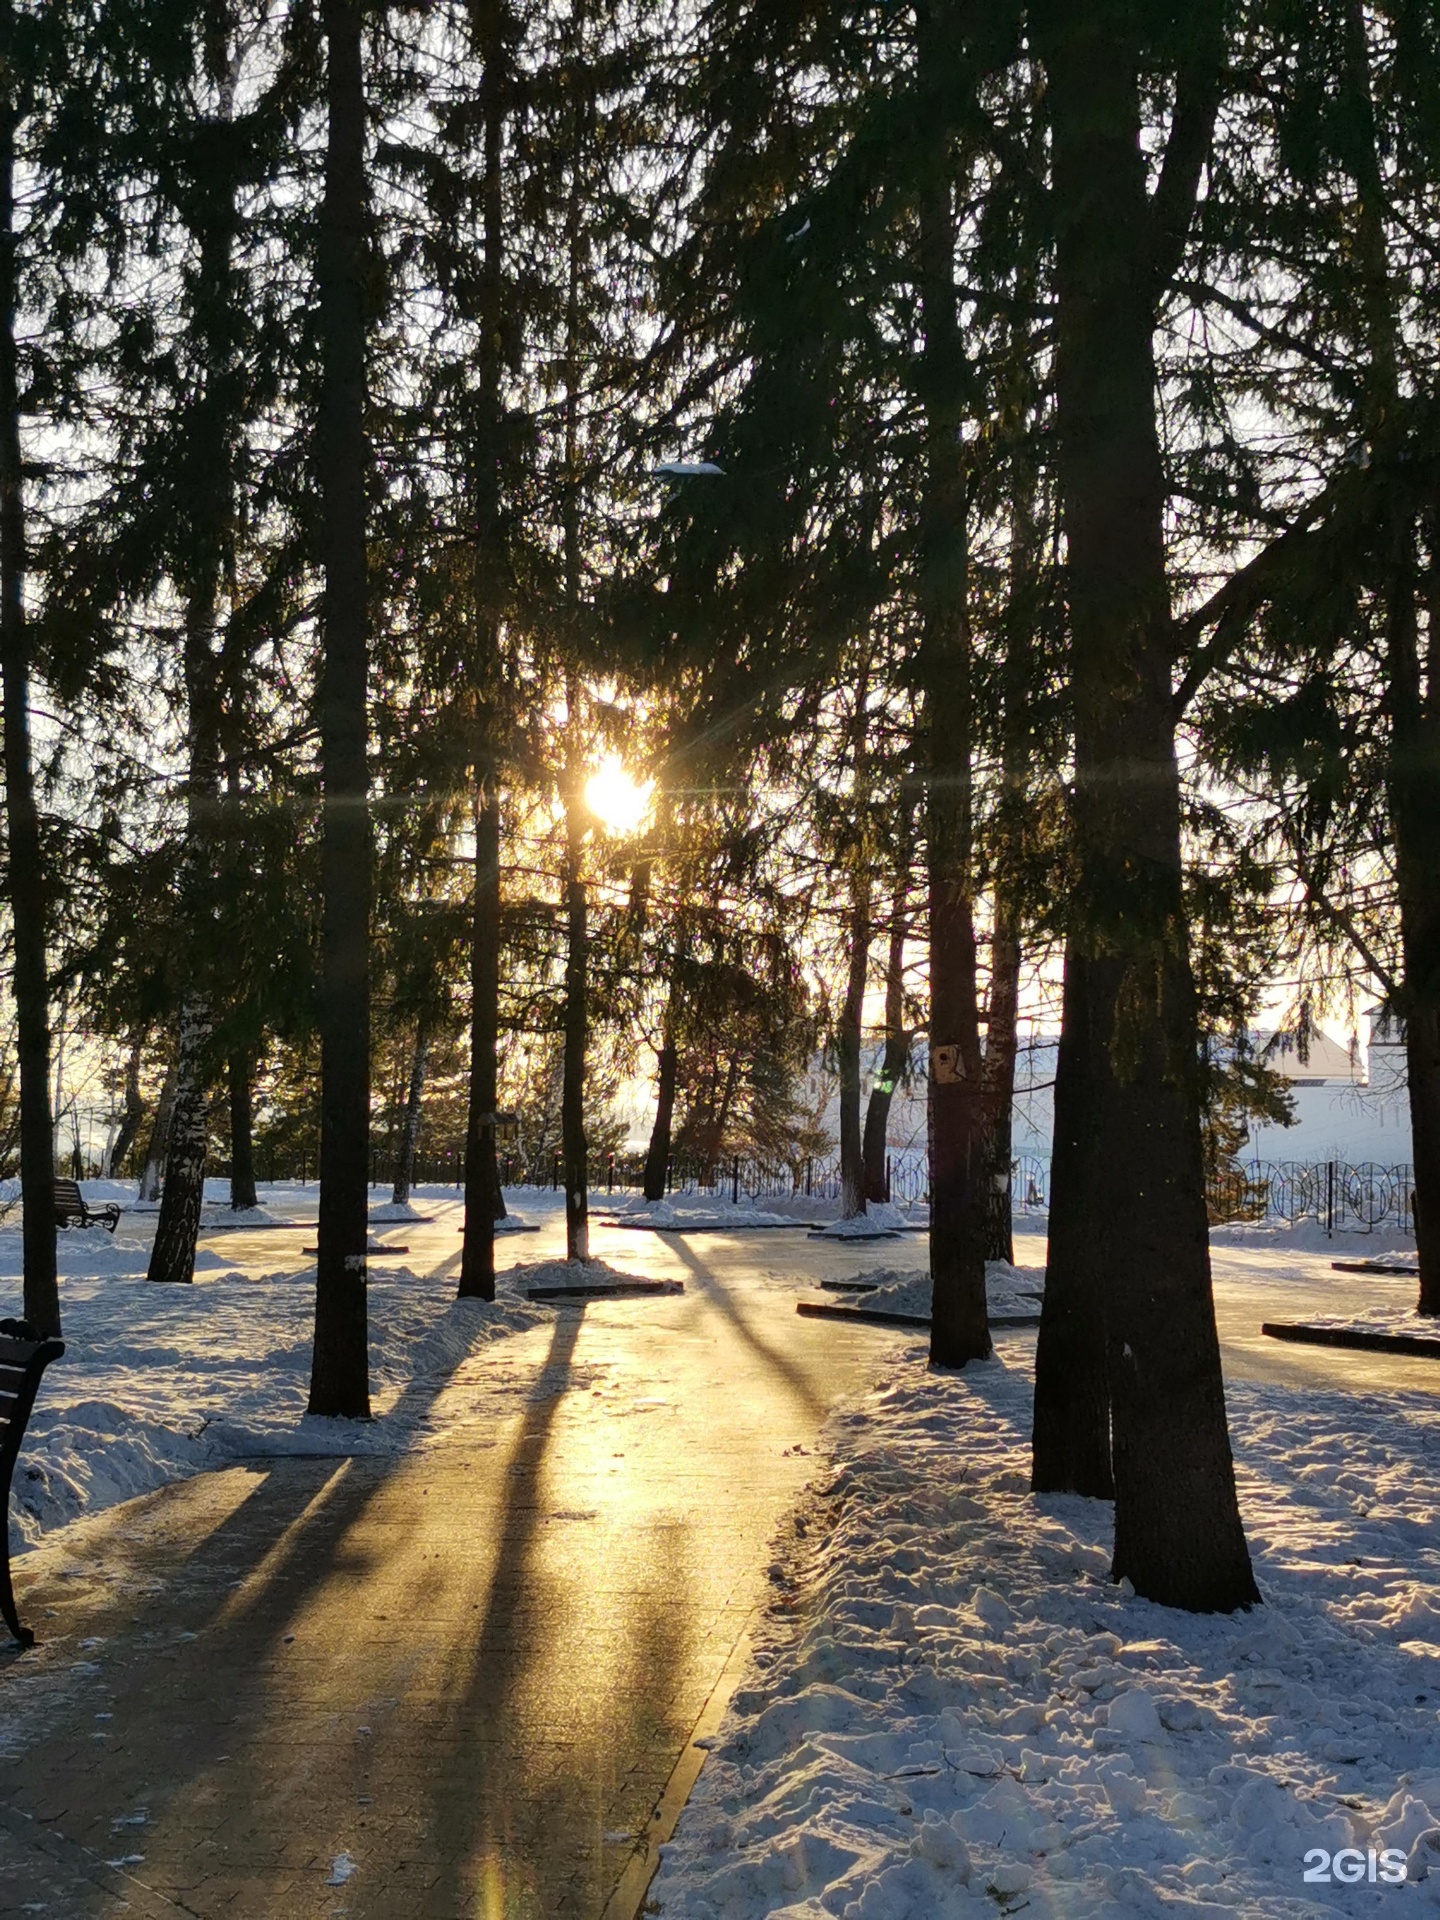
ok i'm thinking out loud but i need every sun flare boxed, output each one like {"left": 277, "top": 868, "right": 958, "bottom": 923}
{"left": 584, "top": 755, "right": 654, "bottom": 835}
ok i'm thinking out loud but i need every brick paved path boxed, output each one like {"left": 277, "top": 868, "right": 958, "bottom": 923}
{"left": 0, "top": 1238, "right": 896, "bottom": 1919}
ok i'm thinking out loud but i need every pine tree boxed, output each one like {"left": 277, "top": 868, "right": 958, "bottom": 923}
{"left": 1029, "top": 1, "right": 1258, "bottom": 1609}
{"left": 309, "top": 0, "right": 372, "bottom": 1417}
{"left": 0, "top": 0, "right": 57, "bottom": 1337}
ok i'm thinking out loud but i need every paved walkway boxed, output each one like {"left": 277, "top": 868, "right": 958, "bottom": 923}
{"left": 0, "top": 1236, "right": 897, "bottom": 1919}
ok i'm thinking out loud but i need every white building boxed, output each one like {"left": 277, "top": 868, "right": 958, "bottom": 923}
{"left": 813, "top": 1008, "right": 1414, "bottom": 1175}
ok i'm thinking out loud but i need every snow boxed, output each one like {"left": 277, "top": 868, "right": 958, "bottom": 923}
{"left": 326, "top": 1851, "right": 358, "bottom": 1886}
{"left": 1279, "top": 1309, "right": 1438, "bottom": 1342}
{"left": 832, "top": 1264, "right": 1045, "bottom": 1321}
{"left": 600, "top": 1195, "right": 808, "bottom": 1231}
{"left": 0, "top": 1229, "right": 240, "bottom": 1281}
{"left": 198, "top": 1204, "right": 302, "bottom": 1229}
{"left": 652, "top": 1356, "right": 1440, "bottom": 1916}
{"left": 810, "top": 1205, "right": 912, "bottom": 1241}
{"left": 367, "top": 1200, "right": 430, "bottom": 1222}
{"left": 1210, "top": 1217, "right": 1417, "bottom": 1258}
{"left": 511, "top": 1256, "right": 675, "bottom": 1293}
{"left": 4, "top": 1255, "right": 560, "bottom": 1555}
{"left": 3, "top": 1172, "right": 665, "bottom": 1558}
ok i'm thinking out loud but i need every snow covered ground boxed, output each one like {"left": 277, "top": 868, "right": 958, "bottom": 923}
{"left": 3, "top": 1261, "right": 552, "bottom": 1552}
{"left": 651, "top": 1353, "right": 1440, "bottom": 1916}
{"left": 599, "top": 1194, "right": 817, "bottom": 1229}
{"left": 1, "top": 1182, "right": 649, "bottom": 1556}
{"left": 1209, "top": 1218, "right": 1420, "bottom": 1260}
{"left": 10, "top": 1176, "right": 1440, "bottom": 1911}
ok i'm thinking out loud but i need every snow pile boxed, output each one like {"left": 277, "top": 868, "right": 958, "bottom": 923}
{"left": 652, "top": 1361, "right": 1440, "bottom": 1916}
{"left": 199, "top": 1203, "right": 307, "bottom": 1230}
{"left": 4, "top": 1259, "right": 554, "bottom": 1554}
{"left": 811, "top": 1204, "right": 912, "bottom": 1241}
{"left": 1210, "top": 1217, "right": 1416, "bottom": 1257}
{"left": 514, "top": 1257, "right": 678, "bottom": 1293}
{"left": 1282, "top": 1308, "right": 1436, "bottom": 1341}
{"left": 368, "top": 1200, "right": 430, "bottom": 1223}
{"left": 601, "top": 1196, "right": 802, "bottom": 1231}
{"left": 842, "top": 1262, "right": 1045, "bottom": 1321}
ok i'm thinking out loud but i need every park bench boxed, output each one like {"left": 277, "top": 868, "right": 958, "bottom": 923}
{"left": 0, "top": 1319, "right": 65, "bottom": 1647}
{"left": 54, "top": 1178, "right": 120, "bottom": 1234}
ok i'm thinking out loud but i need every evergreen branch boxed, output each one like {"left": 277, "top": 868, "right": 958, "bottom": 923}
{"left": 1290, "top": 851, "right": 1398, "bottom": 998}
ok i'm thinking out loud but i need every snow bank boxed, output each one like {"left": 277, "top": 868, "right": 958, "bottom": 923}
{"left": 811, "top": 1204, "right": 913, "bottom": 1241}
{"left": 600, "top": 1196, "right": 805, "bottom": 1230}
{"left": 0, "top": 1230, "right": 241, "bottom": 1281}
{"left": 1283, "top": 1308, "right": 1437, "bottom": 1341}
{"left": 511, "top": 1257, "right": 669, "bottom": 1293}
{"left": 1210, "top": 1217, "right": 1416, "bottom": 1256}
{"left": 199, "top": 1203, "right": 309, "bottom": 1230}
{"left": 653, "top": 1362, "right": 1440, "bottom": 1915}
{"left": 368, "top": 1200, "right": 430, "bottom": 1223}
{"left": 4, "top": 1259, "right": 554, "bottom": 1555}
{"left": 843, "top": 1262, "right": 1045, "bottom": 1321}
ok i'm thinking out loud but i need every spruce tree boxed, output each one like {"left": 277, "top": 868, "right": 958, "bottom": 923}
{"left": 1029, "top": 1, "right": 1258, "bottom": 1609}
{"left": 309, "top": 0, "right": 372, "bottom": 1416}
{"left": 0, "top": 0, "right": 57, "bottom": 1336}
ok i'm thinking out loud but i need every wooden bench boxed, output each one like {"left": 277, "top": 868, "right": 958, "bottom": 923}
{"left": 1, "top": 1319, "right": 65, "bottom": 1647}
{"left": 54, "top": 1178, "right": 120, "bottom": 1234}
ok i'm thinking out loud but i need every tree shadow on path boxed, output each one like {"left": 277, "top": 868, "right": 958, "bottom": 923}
{"left": 663, "top": 1235, "right": 827, "bottom": 1422}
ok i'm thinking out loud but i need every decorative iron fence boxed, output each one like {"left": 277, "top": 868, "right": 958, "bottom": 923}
{"left": 1205, "top": 1160, "right": 1415, "bottom": 1234}
{"left": 321, "top": 1148, "right": 1415, "bottom": 1237}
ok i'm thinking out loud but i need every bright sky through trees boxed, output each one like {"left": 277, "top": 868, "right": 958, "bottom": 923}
{"left": 584, "top": 756, "right": 655, "bottom": 837}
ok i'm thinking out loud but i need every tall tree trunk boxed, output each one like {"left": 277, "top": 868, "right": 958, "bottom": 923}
{"left": 1031, "top": 947, "right": 1113, "bottom": 1495}
{"left": 0, "top": 25, "right": 57, "bottom": 1336}
{"left": 1409, "top": 522, "right": 1440, "bottom": 1309}
{"left": 982, "top": 350, "right": 1041, "bottom": 1266}
{"left": 461, "top": 787, "right": 500, "bottom": 1297}
{"left": 309, "top": 0, "right": 372, "bottom": 1417}
{"left": 700, "top": 1052, "right": 739, "bottom": 1186}
{"left": 1032, "top": 9, "right": 1256, "bottom": 1609}
{"left": 458, "top": 0, "right": 507, "bottom": 1304}
{"left": 561, "top": 769, "right": 590, "bottom": 1259}
{"left": 557, "top": 104, "right": 590, "bottom": 1265}
{"left": 643, "top": 1027, "right": 678, "bottom": 1201}
{"left": 863, "top": 882, "right": 911, "bottom": 1203}
{"left": 838, "top": 659, "right": 873, "bottom": 1220}
{"left": 138, "top": 1053, "right": 179, "bottom": 1204}
{"left": 148, "top": 1000, "right": 213, "bottom": 1285}
{"left": 492, "top": 1138, "right": 508, "bottom": 1220}
{"left": 838, "top": 866, "right": 871, "bottom": 1220}
{"left": 1335, "top": 0, "right": 1440, "bottom": 1316}
{"left": 107, "top": 1037, "right": 147, "bottom": 1178}
{"left": 916, "top": 18, "right": 989, "bottom": 1366}
{"left": 228, "top": 1051, "right": 257, "bottom": 1210}
{"left": 146, "top": 49, "right": 238, "bottom": 1286}
{"left": 981, "top": 894, "right": 1020, "bottom": 1263}
{"left": 392, "top": 1023, "right": 428, "bottom": 1207}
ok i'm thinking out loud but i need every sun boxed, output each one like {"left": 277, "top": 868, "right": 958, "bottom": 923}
{"left": 584, "top": 755, "right": 654, "bottom": 836}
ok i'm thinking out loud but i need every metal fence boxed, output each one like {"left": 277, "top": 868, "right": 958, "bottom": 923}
{"left": 1205, "top": 1160, "right": 1415, "bottom": 1234}
{"left": 361, "top": 1146, "right": 936, "bottom": 1205}
{"left": 344, "top": 1148, "right": 1414, "bottom": 1235}
{"left": 1007, "top": 1157, "right": 1415, "bottom": 1234}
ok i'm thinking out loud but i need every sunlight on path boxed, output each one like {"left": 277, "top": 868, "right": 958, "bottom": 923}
{"left": 0, "top": 1228, "right": 896, "bottom": 1919}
